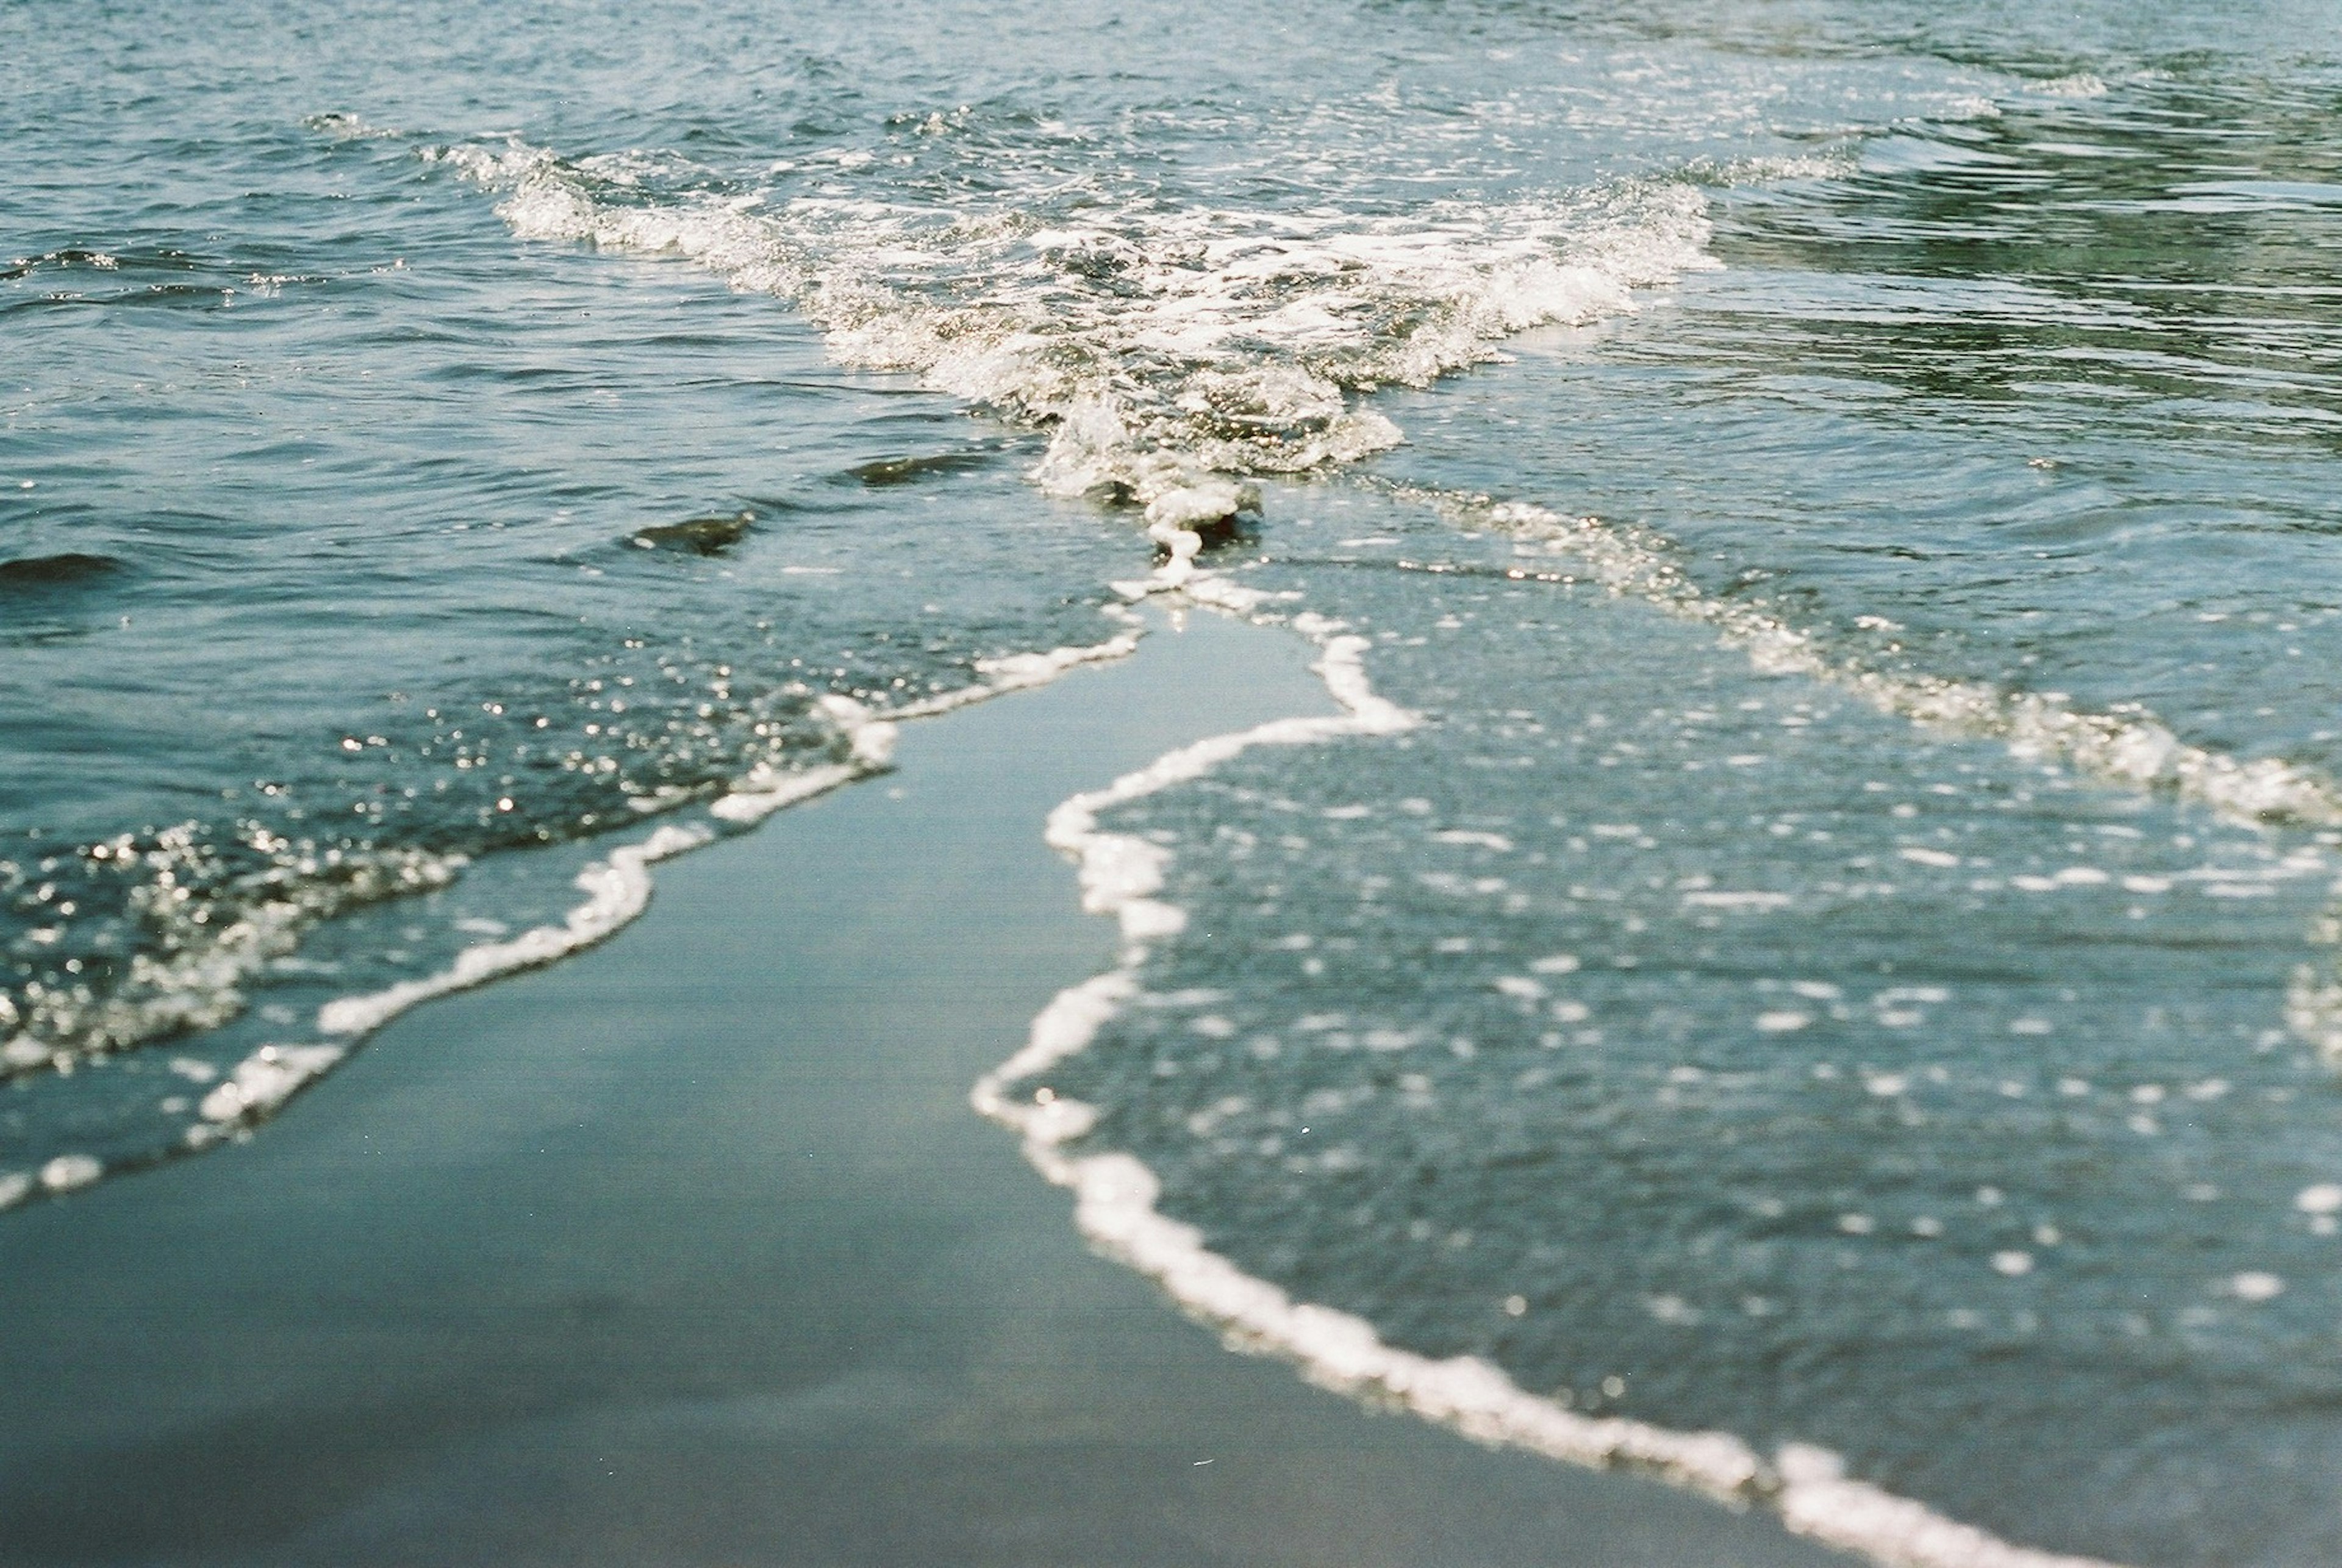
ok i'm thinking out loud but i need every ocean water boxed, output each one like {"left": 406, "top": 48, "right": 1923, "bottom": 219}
{"left": 8, "top": 1, "right": 2342, "bottom": 1561}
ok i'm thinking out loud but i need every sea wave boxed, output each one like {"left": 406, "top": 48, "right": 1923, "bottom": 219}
{"left": 1374, "top": 483, "right": 2342, "bottom": 1071}
{"left": 974, "top": 568, "right": 2130, "bottom": 1568}
{"left": 430, "top": 137, "right": 1713, "bottom": 528}
{"left": 1385, "top": 485, "right": 2342, "bottom": 831}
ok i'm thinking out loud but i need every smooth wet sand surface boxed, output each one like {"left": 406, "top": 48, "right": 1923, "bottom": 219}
{"left": 0, "top": 608, "right": 1858, "bottom": 1567}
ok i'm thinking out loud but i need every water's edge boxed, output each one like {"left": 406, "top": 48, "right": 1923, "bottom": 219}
{"left": 977, "top": 570, "right": 2132, "bottom": 1568}
{"left": 0, "top": 614, "right": 1145, "bottom": 1213}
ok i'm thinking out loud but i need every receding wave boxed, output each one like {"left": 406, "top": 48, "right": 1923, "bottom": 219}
{"left": 0, "top": 618, "right": 1148, "bottom": 1211}
{"left": 975, "top": 579, "right": 2132, "bottom": 1568}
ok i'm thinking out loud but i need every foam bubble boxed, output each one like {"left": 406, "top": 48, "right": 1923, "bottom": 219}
{"left": 196, "top": 1043, "right": 346, "bottom": 1126}
{"left": 1775, "top": 1445, "right": 2120, "bottom": 1568}
{"left": 709, "top": 763, "right": 862, "bottom": 827}
{"left": 967, "top": 625, "right": 1147, "bottom": 696}
{"left": 2230, "top": 1271, "right": 2285, "bottom": 1302}
{"left": 38, "top": 1153, "right": 101, "bottom": 1192}
{"left": 1685, "top": 890, "right": 1795, "bottom": 911}
{"left": 2027, "top": 73, "right": 2111, "bottom": 99}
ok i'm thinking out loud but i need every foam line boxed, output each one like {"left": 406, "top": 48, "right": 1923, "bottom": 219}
{"left": 898, "top": 615, "right": 1148, "bottom": 718}
{"left": 312, "top": 626, "right": 1150, "bottom": 1050}
{"left": 195, "top": 1043, "right": 347, "bottom": 1128}
{"left": 1388, "top": 485, "right": 2342, "bottom": 1072}
{"left": 710, "top": 762, "right": 864, "bottom": 827}
{"left": 315, "top": 820, "right": 717, "bottom": 1040}
{"left": 973, "top": 593, "right": 2130, "bottom": 1568}
{"left": 1416, "top": 490, "right": 2342, "bottom": 831}
{"left": 0, "top": 845, "right": 464, "bottom": 1085}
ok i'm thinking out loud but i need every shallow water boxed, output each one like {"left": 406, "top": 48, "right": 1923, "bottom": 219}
{"left": 8, "top": 2, "right": 2342, "bottom": 1561}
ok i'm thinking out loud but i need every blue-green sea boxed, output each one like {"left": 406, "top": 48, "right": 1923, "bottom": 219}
{"left": 8, "top": 2, "right": 2342, "bottom": 1561}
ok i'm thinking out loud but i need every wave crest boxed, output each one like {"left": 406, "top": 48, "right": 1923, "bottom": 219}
{"left": 429, "top": 138, "right": 1713, "bottom": 520}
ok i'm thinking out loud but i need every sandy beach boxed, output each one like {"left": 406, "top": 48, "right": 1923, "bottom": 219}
{"left": 0, "top": 608, "right": 1857, "bottom": 1566}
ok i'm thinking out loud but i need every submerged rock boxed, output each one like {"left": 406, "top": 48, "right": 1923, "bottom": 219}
{"left": 0, "top": 552, "right": 121, "bottom": 588}
{"left": 1142, "top": 476, "right": 1259, "bottom": 532}
{"left": 629, "top": 512, "right": 754, "bottom": 556}
{"left": 1142, "top": 475, "right": 1261, "bottom": 558}
{"left": 844, "top": 450, "right": 995, "bottom": 487}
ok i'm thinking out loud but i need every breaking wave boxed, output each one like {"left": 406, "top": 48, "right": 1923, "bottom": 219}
{"left": 429, "top": 137, "right": 1713, "bottom": 528}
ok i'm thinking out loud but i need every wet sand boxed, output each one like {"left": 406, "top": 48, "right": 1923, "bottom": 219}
{"left": 0, "top": 607, "right": 1858, "bottom": 1567}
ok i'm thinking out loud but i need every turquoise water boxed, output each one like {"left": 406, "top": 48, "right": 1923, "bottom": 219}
{"left": 8, "top": 2, "right": 2342, "bottom": 1560}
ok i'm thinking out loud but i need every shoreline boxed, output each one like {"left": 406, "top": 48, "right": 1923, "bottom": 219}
{"left": 0, "top": 605, "right": 1857, "bottom": 1566}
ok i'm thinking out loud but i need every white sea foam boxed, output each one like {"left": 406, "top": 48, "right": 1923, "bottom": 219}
{"left": 315, "top": 820, "right": 717, "bottom": 1040}
{"left": 196, "top": 1042, "right": 346, "bottom": 1126}
{"left": 709, "top": 763, "right": 863, "bottom": 827}
{"left": 38, "top": 1153, "right": 101, "bottom": 1192}
{"left": 419, "top": 121, "right": 2290, "bottom": 1557}
{"left": 2026, "top": 73, "right": 2111, "bottom": 99}
{"left": 1391, "top": 489, "right": 2342, "bottom": 1075}
{"left": 713, "top": 697, "right": 898, "bottom": 825}
{"left": 1685, "top": 890, "right": 1796, "bottom": 911}
{"left": 967, "top": 628, "right": 1146, "bottom": 695}
{"left": 1391, "top": 491, "right": 2342, "bottom": 832}
{"left": 0, "top": 840, "right": 464, "bottom": 1079}
{"left": 973, "top": 600, "right": 2127, "bottom": 1568}
{"left": 0, "top": 615, "right": 1159, "bottom": 1211}
{"left": 430, "top": 138, "right": 1711, "bottom": 528}
{"left": 897, "top": 618, "right": 1148, "bottom": 718}
{"left": 1352, "top": 481, "right": 2342, "bottom": 1087}
{"left": 2283, "top": 961, "right": 2342, "bottom": 1070}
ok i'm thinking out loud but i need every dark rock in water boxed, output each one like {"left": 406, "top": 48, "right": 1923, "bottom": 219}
{"left": 0, "top": 552, "right": 122, "bottom": 588}
{"left": 843, "top": 450, "right": 994, "bottom": 487}
{"left": 1189, "top": 511, "right": 1259, "bottom": 553}
{"left": 1147, "top": 512, "right": 1258, "bottom": 562}
{"left": 629, "top": 512, "right": 754, "bottom": 556}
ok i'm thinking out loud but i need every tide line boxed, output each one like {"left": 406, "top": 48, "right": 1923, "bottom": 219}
{"left": 309, "top": 623, "right": 1150, "bottom": 1051}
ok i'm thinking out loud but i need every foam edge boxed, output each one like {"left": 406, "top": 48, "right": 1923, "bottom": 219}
{"left": 1434, "top": 490, "right": 2342, "bottom": 1083}
{"left": 0, "top": 620, "right": 1160, "bottom": 1212}
{"left": 124, "top": 623, "right": 1110, "bottom": 1126}
{"left": 972, "top": 587, "right": 2132, "bottom": 1568}
{"left": 1458, "top": 494, "right": 2342, "bottom": 832}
